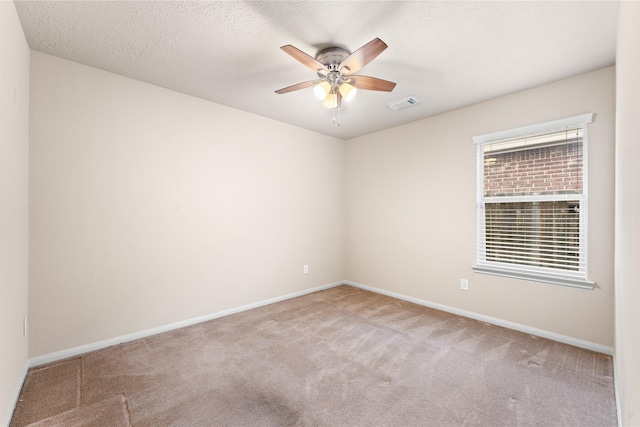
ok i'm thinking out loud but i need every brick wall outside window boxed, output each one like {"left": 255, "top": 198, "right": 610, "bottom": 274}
{"left": 484, "top": 142, "right": 583, "bottom": 197}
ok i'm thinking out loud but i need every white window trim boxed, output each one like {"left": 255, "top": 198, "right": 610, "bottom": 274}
{"left": 473, "top": 113, "right": 595, "bottom": 290}
{"left": 472, "top": 113, "right": 594, "bottom": 145}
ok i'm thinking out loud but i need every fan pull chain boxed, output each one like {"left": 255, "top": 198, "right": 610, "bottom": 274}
{"left": 332, "top": 107, "right": 341, "bottom": 127}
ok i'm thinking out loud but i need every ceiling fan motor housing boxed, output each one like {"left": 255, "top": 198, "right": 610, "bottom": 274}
{"left": 316, "top": 47, "right": 350, "bottom": 75}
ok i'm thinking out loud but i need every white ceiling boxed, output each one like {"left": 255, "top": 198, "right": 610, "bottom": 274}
{"left": 14, "top": 1, "right": 619, "bottom": 140}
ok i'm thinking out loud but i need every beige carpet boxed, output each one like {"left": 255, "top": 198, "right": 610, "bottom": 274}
{"left": 11, "top": 285, "right": 616, "bottom": 426}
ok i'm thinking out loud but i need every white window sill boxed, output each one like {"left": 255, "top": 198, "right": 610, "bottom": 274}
{"left": 472, "top": 265, "right": 595, "bottom": 290}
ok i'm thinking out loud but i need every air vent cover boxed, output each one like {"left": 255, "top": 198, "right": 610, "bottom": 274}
{"left": 387, "top": 96, "right": 420, "bottom": 110}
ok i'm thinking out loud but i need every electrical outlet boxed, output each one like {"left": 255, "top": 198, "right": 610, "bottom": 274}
{"left": 460, "top": 279, "right": 469, "bottom": 291}
{"left": 303, "top": 265, "right": 309, "bottom": 274}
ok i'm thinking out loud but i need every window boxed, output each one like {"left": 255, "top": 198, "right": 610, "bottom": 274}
{"left": 473, "top": 114, "right": 594, "bottom": 289}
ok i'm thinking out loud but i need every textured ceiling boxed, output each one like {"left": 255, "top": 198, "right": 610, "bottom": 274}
{"left": 14, "top": 1, "right": 619, "bottom": 140}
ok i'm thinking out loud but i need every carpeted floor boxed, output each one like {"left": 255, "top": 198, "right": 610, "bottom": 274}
{"left": 11, "top": 285, "right": 617, "bottom": 426}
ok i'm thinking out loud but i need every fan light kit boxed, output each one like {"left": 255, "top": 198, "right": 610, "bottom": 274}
{"left": 275, "top": 38, "right": 397, "bottom": 126}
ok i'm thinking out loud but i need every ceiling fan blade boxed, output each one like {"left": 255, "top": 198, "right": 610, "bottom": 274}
{"left": 280, "top": 45, "right": 328, "bottom": 75}
{"left": 339, "top": 38, "right": 388, "bottom": 75}
{"left": 275, "top": 80, "right": 320, "bottom": 94}
{"left": 349, "top": 75, "right": 397, "bottom": 92}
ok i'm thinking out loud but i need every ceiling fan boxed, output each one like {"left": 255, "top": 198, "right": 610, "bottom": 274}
{"left": 275, "top": 37, "right": 396, "bottom": 124}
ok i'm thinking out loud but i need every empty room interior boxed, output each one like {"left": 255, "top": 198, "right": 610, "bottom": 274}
{"left": 2, "top": 1, "right": 639, "bottom": 425}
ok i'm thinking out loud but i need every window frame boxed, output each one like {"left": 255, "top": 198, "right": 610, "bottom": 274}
{"left": 472, "top": 113, "right": 595, "bottom": 290}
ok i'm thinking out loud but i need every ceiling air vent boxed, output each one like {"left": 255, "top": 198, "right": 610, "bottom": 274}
{"left": 387, "top": 96, "right": 420, "bottom": 111}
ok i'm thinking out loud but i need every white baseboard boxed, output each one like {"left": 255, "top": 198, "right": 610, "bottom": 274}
{"left": 4, "top": 359, "right": 29, "bottom": 427}
{"left": 28, "top": 278, "right": 613, "bottom": 368}
{"left": 344, "top": 280, "right": 614, "bottom": 356}
{"left": 29, "top": 281, "right": 344, "bottom": 367}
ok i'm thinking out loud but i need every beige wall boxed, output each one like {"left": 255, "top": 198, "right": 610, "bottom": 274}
{"left": 615, "top": 2, "right": 640, "bottom": 424}
{"left": 346, "top": 67, "right": 615, "bottom": 347}
{"left": 0, "top": 2, "right": 30, "bottom": 424}
{"left": 29, "top": 52, "right": 345, "bottom": 357}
